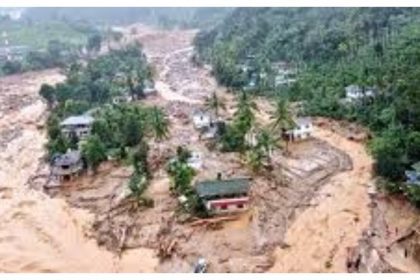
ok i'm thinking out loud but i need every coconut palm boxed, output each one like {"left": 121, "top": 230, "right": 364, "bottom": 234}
{"left": 270, "top": 97, "right": 295, "bottom": 153}
{"left": 256, "top": 128, "right": 280, "bottom": 163}
{"left": 204, "top": 91, "right": 226, "bottom": 118}
{"left": 234, "top": 91, "right": 258, "bottom": 134}
{"left": 270, "top": 97, "right": 295, "bottom": 132}
{"left": 149, "top": 106, "right": 169, "bottom": 141}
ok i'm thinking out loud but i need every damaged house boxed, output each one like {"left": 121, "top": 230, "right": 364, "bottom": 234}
{"left": 50, "top": 150, "right": 84, "bottom": 182}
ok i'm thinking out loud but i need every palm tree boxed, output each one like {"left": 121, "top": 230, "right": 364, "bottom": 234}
{"left": 246, "top": 147, "right": 264, "bottom": 173}
{"left": 256, "top": 128, "right": 280, "bottom": 163}
{"left": 149, "top": 106, "right": 169, "bottom": 142}
{"left": 270, "top": 97, "right": 295, "bottom": 152}
{"left": 204, "top": 91, "right": 226, "bottom": 118}
{"left": 234, "top": 91, "right": 258, "bottom": 134}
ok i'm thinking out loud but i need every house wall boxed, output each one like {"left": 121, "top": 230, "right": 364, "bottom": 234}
{"left": 287, "top": 124, "right": 313, "bottom": 141}
{"left": 51, "top": 161, "right": 83, "bottom": 178}
{"left": 193, "top": 114, "right": 212, "bottom": 129}
{"left": 62, "top": 125, "right": 92, "bottom": 139}
{"left": 206, "top": 197, "right": 249, "bottom": 214}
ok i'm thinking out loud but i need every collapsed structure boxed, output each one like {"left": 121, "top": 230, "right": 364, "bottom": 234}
{"left": 50, "top": 150, "right": 84, "bottom": 182}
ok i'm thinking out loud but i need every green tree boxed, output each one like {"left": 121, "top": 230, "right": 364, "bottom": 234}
{"left": 81, "top": 134, "right": 107, "bottom": 173}
{"left": 39, "top": 84, "right": 56, "bottom": 109}
{"left": 256, "top": 128, "right": 279, "bottom": 163}
{"left": 204, "top": 91, "right": 225, "bottom": 118}
{"left": 87, "top": 33, "right": 102, "bottom": 54}
{"left": 148, "top": 106, "right": 169, "bottom": 141}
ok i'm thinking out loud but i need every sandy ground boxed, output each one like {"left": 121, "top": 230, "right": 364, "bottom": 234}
{"left": 1, "top": 24, "right": 419, "bottom": 273}
{"left": 269, "top": 126, "right": 373, "bottom": 272}
{"left": 0, "top": 70, "right": 157, "bottom": 272}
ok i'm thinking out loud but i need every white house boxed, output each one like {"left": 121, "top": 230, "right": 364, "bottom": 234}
{"left": 187, "top": 151, "right": 203, "bottom": 170}
{"left": 60, "top": 115, "right": 94, "bottom": 140}
{"left": 143, "top": 80, "right": 157, "bottom": 96}
{"left": 286, "top": 117, "right": 313, "bottom": 141}
{"left": 345, "top": 85, "right": 376, "bottom": 102}
{"left": 192, "top": 110, "right": 212, "bottom": 130}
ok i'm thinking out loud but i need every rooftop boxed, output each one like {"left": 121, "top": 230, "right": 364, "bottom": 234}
{"left": 294, "top": 117, "right": 312, "bottom": 127}
{"left": 52, "top": 150, "right": 82, "bottom": 167}
{"left": 196, "top": 178, "right": 250, "bottom": 198}
{"left": 60, "top": 115, "right": 94, "bottom": 126}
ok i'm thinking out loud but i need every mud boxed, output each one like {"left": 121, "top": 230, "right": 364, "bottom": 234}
{"left": 2, "top": 24, "right": 419, "bottom": 273}
{"left": 0, "top": 69, "right": 157, "bottom": 272}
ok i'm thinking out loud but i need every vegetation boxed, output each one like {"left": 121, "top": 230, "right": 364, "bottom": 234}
{"left": 166, "top": 146, "right": 207, "bottom": 217}
{"left": 195, "top": 7, "right": 420, "bottom": 206}
{"left": 81, "top": 134, "right": 107, "bottom": 173}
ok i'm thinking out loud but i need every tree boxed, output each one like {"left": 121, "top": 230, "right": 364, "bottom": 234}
{"left": 132, "top": 141, "right": 150, "bottom": 178}
{"left": 81, "top": 134, "right": 107, "bottom": 173}
{"left": 270, "top": 97, "right": 295, "bottom": 132}
{"left": 246, "top": 147, "right": 264, "bottom": 173}
{"left": 39, "top": 84, "right": 56, "bottom": 109}
{"left": 87, "top": 33, "right": 102, "bottom": 54}
{"left": 123, "top": 113, "right": 143, "bottom": 147}
{"left": 149, "top": 106, "right": 169, "bottom": 141}
{"left": 1, "top": 60, "right": 22, "bottom": 75}
{"left": 204, "top": 91, "right": 225, "bottom": 118}
{"left": 256, "top": 128, "right": 279, "bottom": 163}
{"left": 233, "top": 91, "right": 257, "bottom": 135}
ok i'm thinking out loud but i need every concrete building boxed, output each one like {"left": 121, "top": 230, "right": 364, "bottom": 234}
{"left": 285, "top": 117, "right": 313, "bottom": 141}
{"left": 50, "top": 150, "right": 84, "bottom": 182}
{"left": 196, "top": 177, "right": 251, "bottom": 215}
{"left": 143, "top": 80, "right": 157, "bottom": 96}
{"left": 60, "top": 115, "right": 94, "bottom": 139}
{"left": 192, "top": 110, "right": 213, "bottom": 130}
{"left": 345, "top": 85, "right": 376, "bottom": 102}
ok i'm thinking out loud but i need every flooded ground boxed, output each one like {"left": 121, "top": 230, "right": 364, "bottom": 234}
{"left": 0, "top": 70, "right": 157, "bottom": 272}
{"left": 1, "top": 25, "right": 419, "bottom": 273}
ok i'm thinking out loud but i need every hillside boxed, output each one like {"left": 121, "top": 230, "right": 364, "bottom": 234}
{"left": 194, "top": 7, "right": 420, "bottom": 204}
{"left": 23, "top": 8, "right": 232, "bottom": 30}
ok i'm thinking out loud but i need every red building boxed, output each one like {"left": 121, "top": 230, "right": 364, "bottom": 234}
{"left": 196, "top": 178, "right": 251, "bottom": 215}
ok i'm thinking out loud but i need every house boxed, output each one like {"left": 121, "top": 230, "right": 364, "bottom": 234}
{"left": 345, "top": 85, "right": 376, "bottom": 102}
{"left": 192, "top": 110, "right": 213, "bottom": 130}
{"left": 201, "top": 120, "right": 226, "bottom": 140}
{"left": 143, "top": 80, "right": 157, "bottom": 96}
{"left": 405, "top": 162, "right": 420, "bottom": 186}
{"left": 272, "top": 61, "right": 297, "bottom": 87}
{"left": 112, "top": 93, "right": 132, "bottom": 105}
{"left": 60, "top": 115, "right": 94, "bottom": 139}
{"left": 285, "top": 117, "right": 313, "bottom": 141}
{"left": 187, "top": 151, "right": 203, "bottom": 170}
{"left": 196, "top": 177, "right": 251, "bottom": 214}
{"left": 50, "top": 150, "right": 84, "bottom": 182}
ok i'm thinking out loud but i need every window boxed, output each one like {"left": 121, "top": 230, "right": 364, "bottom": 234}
{"left": 220, "top": 204, "right": 228, "bottom": 210}
{"left": 237, "top": 204, "right": 244, "bottom": 209}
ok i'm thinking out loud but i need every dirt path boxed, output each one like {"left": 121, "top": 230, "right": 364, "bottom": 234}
{"left": 0, "top": 70, "right": 158, "bottom": 272}
{"left": 269, "top": 126, "right": 373, "bottom": 272}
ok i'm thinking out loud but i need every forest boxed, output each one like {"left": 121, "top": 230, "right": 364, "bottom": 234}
{"left": 194, "top": 7, "right": 420, "bottom": 205}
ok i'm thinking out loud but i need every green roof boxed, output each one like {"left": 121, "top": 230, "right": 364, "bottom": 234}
{"left": 196, "top": 178, "right": 250, "bottom": 198}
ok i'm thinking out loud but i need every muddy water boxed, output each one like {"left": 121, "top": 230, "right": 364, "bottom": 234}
{"left": 0, "top": 70, "right": 157, "bottom": 272}
{"left": 269, "top": 126, "right": 373, "bottom": 272}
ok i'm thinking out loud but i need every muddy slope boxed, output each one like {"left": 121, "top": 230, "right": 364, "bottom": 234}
{"left": 0, "top": 70, "right": 157, "bottom": 272}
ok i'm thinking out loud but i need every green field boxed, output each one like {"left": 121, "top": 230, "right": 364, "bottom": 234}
{"left": 0, "top": 20, "right": 91, "bottom": 49}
